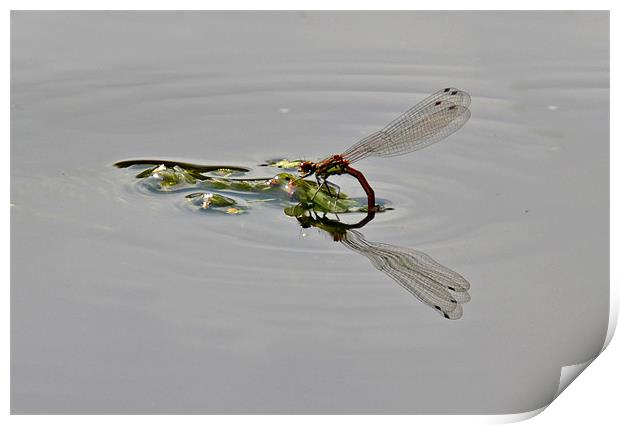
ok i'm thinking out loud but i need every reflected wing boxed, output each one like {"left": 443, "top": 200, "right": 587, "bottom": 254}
{"left": 342, "top": 230, "right": 471, "bottom": 319}
{"left": 341, "top": 88, "right": 471, "bottom": 163}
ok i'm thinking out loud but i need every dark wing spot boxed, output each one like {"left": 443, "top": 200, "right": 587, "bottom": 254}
{"left": 450, "top": 299, "right": 457, "bottom": 304}
{"left": 444, "top": 88, "right": 450, "bottom": 92}
{"left": 435, "top": 305, "right": 442, "bottom": 311}
{"left": 444, "top": 313, "right": 450, "bottom": 319}
{"left": 448, "top": 105, "right": 457, "bottom": 110}
{"left": 448, "top": 286, "right": 455, "bottom": 291}
{"left": 435, "top": 101, "right": 442, "bottom": 106}
{"left": 451, "top": 90, "right": 458, "bottom": 95}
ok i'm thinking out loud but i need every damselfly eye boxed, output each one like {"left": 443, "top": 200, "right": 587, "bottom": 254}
{"left": 299, "top": 162, "right": 314, "bottom": 173}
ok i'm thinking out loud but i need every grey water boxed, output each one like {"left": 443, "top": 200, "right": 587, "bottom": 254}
{"left": 11, "top": 11, "right": 609, "bottom": 414}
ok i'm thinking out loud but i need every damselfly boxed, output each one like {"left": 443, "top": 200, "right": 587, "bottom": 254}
{"left": 299, "top": 88, "right": 471, "bottom": 211}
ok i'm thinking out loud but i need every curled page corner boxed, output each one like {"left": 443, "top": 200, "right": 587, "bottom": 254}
{"left": 485, "top": 353, "right": 605, "bottom": 423}
{"left": 554, "top": 359, "right": 594, "bottom": 399}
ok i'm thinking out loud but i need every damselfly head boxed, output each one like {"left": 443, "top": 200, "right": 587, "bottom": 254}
{"left": 298, "top": 161, "right": 316, "bottom": 175}
{"left": 297, "top": 216, "right": 312, "bottom": 229}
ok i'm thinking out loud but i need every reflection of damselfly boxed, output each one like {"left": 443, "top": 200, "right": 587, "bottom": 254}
{"left": 299, "top": 88, "right": 471, "bottom": 211}
{"left": 296, "top": 210, "right": 471, "bottom": 319}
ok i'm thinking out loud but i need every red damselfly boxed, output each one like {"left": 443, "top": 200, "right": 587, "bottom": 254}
{"left": 299, "top": 88, "right": 471, "bottom": 211}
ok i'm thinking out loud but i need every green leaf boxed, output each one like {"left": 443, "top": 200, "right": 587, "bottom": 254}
{"left": 185, "top": 192, "right": 249, "bottom": 214}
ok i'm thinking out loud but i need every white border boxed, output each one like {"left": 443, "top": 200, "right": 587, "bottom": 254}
{"left": 5, "top": 2, "right": 616, "bottom": 423}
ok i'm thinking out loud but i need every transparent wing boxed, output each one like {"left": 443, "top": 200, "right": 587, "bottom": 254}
{"left": 341, "top": 88, "right": 471, "bottom": 164}
{"left": 342, "top": 230, "right": 471, "bottom": 319}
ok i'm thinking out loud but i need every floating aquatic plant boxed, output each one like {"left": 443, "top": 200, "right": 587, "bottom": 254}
{"left": 185, "top": 192, "right": 249, "bottom": 215}
{"left": 116, "top": 159, "right": 373, "bottom": 214}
